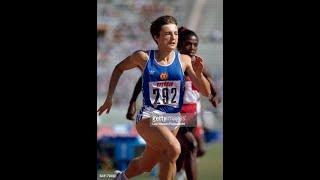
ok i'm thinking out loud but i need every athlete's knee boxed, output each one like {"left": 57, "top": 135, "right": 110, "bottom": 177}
{"left": 187, "top": 138, "right": 198, "bottom": 152}
{"left": 184, "top": 132, "right": 198, "bottom": 152}
{"left": 166, "top": 141, "right": 181, "bottom": 161}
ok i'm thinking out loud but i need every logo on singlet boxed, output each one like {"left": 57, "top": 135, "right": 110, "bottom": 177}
{"left": 160, "top": 72, "right": 168, "bottom": 80}
{"left": 150, "top": 70, "right": 155, "bottom": 74}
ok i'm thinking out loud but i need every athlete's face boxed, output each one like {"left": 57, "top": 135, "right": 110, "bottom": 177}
{"left": 155, "top": 24, "right": 178, "bottom": 51}
{"left": 180, "top": 35, "right": 198, "bottom": 57}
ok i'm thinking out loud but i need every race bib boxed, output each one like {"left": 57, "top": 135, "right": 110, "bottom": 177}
{"left": 149, "top": 81, "right": 181, "bottom": 108}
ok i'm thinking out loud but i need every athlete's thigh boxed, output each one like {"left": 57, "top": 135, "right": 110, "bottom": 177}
{"left": 136, "top": 118, "right": 180, "bottom": 151}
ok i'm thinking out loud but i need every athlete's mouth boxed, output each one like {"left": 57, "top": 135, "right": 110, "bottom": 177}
{"left": 187, "top": 52, "right": 196, "bottom": 57}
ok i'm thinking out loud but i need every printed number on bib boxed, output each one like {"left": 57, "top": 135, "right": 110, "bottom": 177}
{"left": 149, "top": 81, "right": 180, "bottom": 107}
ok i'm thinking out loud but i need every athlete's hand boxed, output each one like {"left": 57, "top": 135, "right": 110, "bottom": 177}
{"left": 126, "top": 101, "right": 136, "bottom": 121}
{"left": 97, "top": 97, "right": 112, "bottom": 116}
{"left": 193, "top": 55, "right": 204, "bottom": 76}
{"left": 209, "top": 95, "right": 221, "bottom": 108}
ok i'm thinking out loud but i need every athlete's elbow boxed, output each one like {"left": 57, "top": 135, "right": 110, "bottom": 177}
{"left": 202, "top": 86, "right": 211, "bottom": 97}
{"left": 203, "top": 89, "right": 211, "bottom": 97}
{"left": 115, "top": 64, "right": 124, "bottom": 74}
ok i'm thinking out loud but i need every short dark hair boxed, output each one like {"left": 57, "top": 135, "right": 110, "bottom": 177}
{"left": 177, "top": 26, "right": 199, "bottom": 50}
{"left": 150, "top": 15, "right": 178, "bottom": 43}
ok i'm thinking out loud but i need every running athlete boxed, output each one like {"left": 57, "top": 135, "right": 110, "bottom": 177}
{"left": 97, "top": 15, "right": 211, "bottom": 180}
{"left": 125, "top": 27, "right": 220, "bottom": 180}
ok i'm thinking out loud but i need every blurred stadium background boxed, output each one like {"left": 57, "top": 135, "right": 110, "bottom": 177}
{"left": 97, "top": 0, "right": 223, "bottom": 179}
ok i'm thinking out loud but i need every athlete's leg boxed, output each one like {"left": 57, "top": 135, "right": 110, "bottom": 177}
{"left": 124, "top": 118, "right": 181, "bottom": 180}
{"left": 124, "top": 144, "right": 162, "bottom": 177}
{"left": 193, "top": 126, "right": 206, "bottom": 157}
{"left": 158, "top": 127, "right": 180, "bottom": 180}
{"left": 183, "top": 131, "right": 198, "bottom": 180}
{"left": 176, "top": 129, "right": 187, "bottom": 172}
{"left": 179, "top": 104, "right": 199, "bottom": 179}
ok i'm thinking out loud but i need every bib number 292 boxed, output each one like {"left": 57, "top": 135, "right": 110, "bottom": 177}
{"left": 149, "top": 81, "right": 180, "bottom": 107}
{"left": 153, "top": 87, "right": 177, "bottom": 105}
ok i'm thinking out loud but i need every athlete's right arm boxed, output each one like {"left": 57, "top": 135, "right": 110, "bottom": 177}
{"left": 97, "top": 50, "right": 148, "bottom": 115}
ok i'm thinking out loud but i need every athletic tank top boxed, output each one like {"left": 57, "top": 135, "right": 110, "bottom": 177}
{"left": 183, "top": 76, "right": 200, "bottom": 104}
{"left": 142, "top": 50, "right": 185, "bottom": 113}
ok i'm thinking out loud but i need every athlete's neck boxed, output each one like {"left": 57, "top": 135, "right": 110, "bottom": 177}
{"left": 155, "top": 50, "right": 174, "bottom": 64}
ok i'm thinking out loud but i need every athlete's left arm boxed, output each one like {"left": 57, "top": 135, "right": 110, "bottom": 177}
{"left": 182, "top": 54, "right": 211, "bottom": 97}
{"left": 202, "top": 65, "right": 221, "bottom": 107}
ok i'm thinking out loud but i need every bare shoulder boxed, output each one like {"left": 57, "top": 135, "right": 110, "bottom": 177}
{"left": 180, "top": 54, "right": 191, "bottom": 62}
{"left": 179, "top": 54, "right": 192, "bottom": 70}
{"left": 131, "top": 50, "right": 149, "bottom": 69}
{"left": 131, "top": 50, "right": 148, "bottom": 60}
